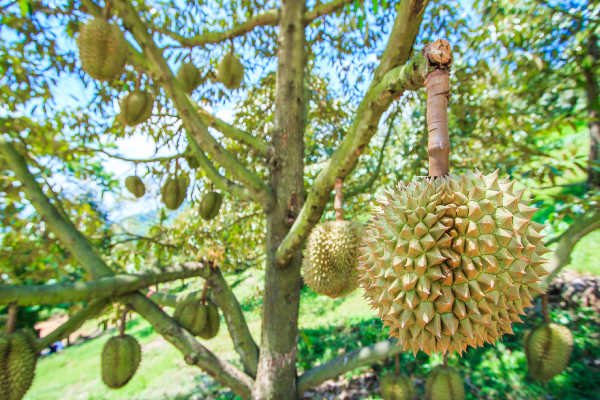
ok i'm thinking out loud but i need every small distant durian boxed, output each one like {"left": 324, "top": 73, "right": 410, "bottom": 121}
{"left": 303, "top": 220, "right": 362, "bottom": 298}
{"left": 174, "top": 296, "right": 207, "bottom": 337}
{"left": 119, "top": 90, "right": 154, "bottom": 127}
{"left": 217, "top": 53, "right": 244, "bottom": 90}
{"left": 125, "top": 176, "right": 145, "bottom": 198}
{"left": 379, "top": 372, "right": 415, "bottom": 400}
{"left": 161, "top": 176, "right": 188, "bottom": 210}
{"left": 199, "top": 191, "right": 223, "bottom": 220}
{"left": 101, "top": 334, "right": 141, "bottom": 389}
{"left": 425, "top": 365, "right": 464, "bottom": 400}
{"left": 524, "top": 322, "right": 573, "bottom": 382}
{"left": 77, "top": 18, "right": 128, "bottom": 81}
{"left": 184, "top": 146, "right": 200, "bottom": 169}
{"left": 197, "top": 300, "right": 220, "bottom": 339}
{"left": 0, "top": 330, "right": 38, "bottom": 400}
{"left": 176, "top": 62, "right": 202, "bottom": 94}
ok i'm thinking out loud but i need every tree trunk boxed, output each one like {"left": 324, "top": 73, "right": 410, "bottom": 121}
{"left": 584, "top": 35, "right": 600, "bottom": 188}
{"left": 253, "top": 0, "right": 306, "bottom": 398}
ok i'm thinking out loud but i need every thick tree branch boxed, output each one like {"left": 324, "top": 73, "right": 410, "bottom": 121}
{"left": 297, "top": 338, "right": 402, "bottom": 394}
{"left": 0, "top": 263, "right": 210, "bottom": 306}
{"left": 112, "top": 0, "right": 272, "bottom": 206}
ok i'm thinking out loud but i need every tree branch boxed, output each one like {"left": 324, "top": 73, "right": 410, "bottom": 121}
{"left": 0, "top": 263, "right": 211, "bottom": 306}
{"left": 297, "top": 338, "right": 402, "bottom": 394}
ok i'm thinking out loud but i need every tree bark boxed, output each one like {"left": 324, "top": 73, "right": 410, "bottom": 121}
{"left": 253, "top": 0, "right": 306, "bottom": 398}
{"left": 583, "top": 35, "right": 600, "bottom": 188}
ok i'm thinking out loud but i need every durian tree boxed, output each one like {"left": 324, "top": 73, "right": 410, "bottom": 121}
{"left": 1, "top": 0, "right": 600, "bottom": 400}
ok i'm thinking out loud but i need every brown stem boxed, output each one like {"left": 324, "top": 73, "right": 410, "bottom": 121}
{"left": 6, "top": 302, "right": 18, "bottom": 334}
{"left": 334, "top": 178, "right": 344, "bottom": 221}
{"left": 394, "top": 354, "right": 400, "bottom": 374}
{"left": 119, "top": 307, "right": 127, "bottom": 336}
{"left": 541, "top": 293, "right": 551, "bottom": 323}
{"left": 201, "top": 280, "right": 210, "bottom": 304}
{"left": 423, "top": 39, "right": 452, "bottom": 177}
{"left": 443, "top": 352, "right": 448, "bottom": 366}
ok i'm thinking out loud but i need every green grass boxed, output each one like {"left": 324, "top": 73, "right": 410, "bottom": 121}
{"left": 566, "top": 229, "right": 600, "bottom": 275}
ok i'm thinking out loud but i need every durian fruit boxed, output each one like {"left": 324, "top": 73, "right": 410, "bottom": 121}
{"left": 197, "top": 300, "right": 220, "bottom": 339}
{"left": 0, "top": 330, "right": 38, "bottom": 400}
{"left": 173, "top": 296, "right": 207, "bottom": 336}
{"left": 524, "top": 322, "right": 573, "bottom": 382}
{"left": 303, "top": 220, "right": 362, "bottom": 298}
{"left": 379, "top": 372, "right": 415, "bottom": 400}
{"left": 161, "top": 176, "right": 188, "bottom": 210}
{"left": 217, "top": 53, "right": 244, "bottom": 90}
{"left": 359, "top": 171, "right": 549, "bottom": 355}
{"left": 199, "top": 191, "right": 223, "bottom": 220}
{"left": 184, "top": 146, "right": 200, "bottom": 169}
{"left": 101, "top": 334, "right": 141, "bottom": 389}
{"left": 425, "top": 365, "right": 464, "bottom": 400}
{"left": 77, "top": 18, "right": 128, "bottom": 81}
{"left": 119, "top": 90, "right": 154, "bottom": 127}
{"left": 176, "top": 62, "right": 202, "bottom": 94}
{"left": 125, "top": 176, "right": 146, "bottom": 198}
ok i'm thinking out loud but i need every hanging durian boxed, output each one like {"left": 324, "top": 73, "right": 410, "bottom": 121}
{"left": 176, "top": 62, "right": 202, "bottom": 94}
{"left": 119, "top": 90, "right": 154, "bottom": 127}
{"left": 425, "top": 365, "right": 464, "bottom": 400}
{"left": 184, "top": 146, "right": 200, "bottom": 169}
{"left": 77, "top": 18, "right": 128, "bottom": 81}
{"left": 524, "top": 322, "right": 573, "bottom": 382}
{"left": 379, "top": 372, "right": 415, "bottom": 400}
{"left": 0, "top": 330, "right": 38, "bottom": 400}
{"left": 101, "top": 334, "right": 141, "bottom": 389}
{"left": 217, "top": 53, "right": 244, "bottom": 90}
{"left": 358, "top": 40, "right": 549, "bottom": 355}
{"left": 173, "top": 295, "right": 208, "bottom": 337}
{"left": 125, "top": 176, "right": 145, "bottom": 198}
{"left": 197, "top": 300, "right": 220, "bottom": 339}
{"left": 161, "top": 176, "right": 188, "bottom": 210}
{"left": 199, "top": 191, "right": 223, "bottom": 220}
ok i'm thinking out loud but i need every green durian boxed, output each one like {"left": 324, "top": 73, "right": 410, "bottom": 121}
{"left": 425, "top": 366, "right": 464, "bottom": 400}
{"left": 176, "top": 62, "right": 202, "bottom": 94}
{"left": 125, "top": 176, "right": 145, "bottom": 198}
{"left": 199, "top": 191, "right": 223, "bottom": 220}
{"left": 303, "top": 220, "right": 362, "bottom": 298}
{"left": 174, "top": 296, "right": 207, "bottom": 337}
{"left": 184, "top": 146, "right": 200, "bottom": 169}
{"left": 77, "top": 18, "right": 127, "bottom": 81}
{"left": 0, "top": 330, "right": 38, "bottom": 400}
{"left": 197, "top": 300, "right": 220, "bottom": 339}
{"left": 101, "top": 334, "right": 141, "bottom": 389}
{"left": 217, "top": 53, "right": 244, "bottom": 90}
{"left": 380, "top": 372, "right": 415, "bottom": 400}
{"left": 161, "top": 176, "right": 188, "bottom": 210}
{"left": 524, "top": 322, "right": 573, "bottom": 382}
{"left": 119, "top": 90, "right": 154, "bottom": 127}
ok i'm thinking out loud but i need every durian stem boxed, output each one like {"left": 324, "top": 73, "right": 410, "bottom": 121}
{"left": 443, "top": 352, "right": 448, "bottom": 366}
{"left": 394, "top": 354, "right": 400, "bottom": 374}
{"left": 423, "top": 39, "right": 452, "bottom": 177}
{"left": 6, "top": 302, "right": 18, "bottom": 334}
{"left": 201, "top": 280, "right": 210, "bottom": 304}
{"left": 102, "top": 1, "right": 111, "bottom": 19}
{"left": 541, "top": 293, "right": 551, "bottom": 323}
{"left": 334, "top": 178, "right": 344, "bottom": 221}
{"left": 119, "top": 307, "right": 127, "bottom": 336}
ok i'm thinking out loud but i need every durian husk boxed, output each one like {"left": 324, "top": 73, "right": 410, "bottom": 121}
{"left": 199, "top": 191, "right": 223, "bottom": 220}
{"left": 119, "top": 90, "right": 154, "bottom": 127}
{"left": 173, "top": 296, "right": 208, "bottom": 336}
{"left": 77, "top": 18, "right": 128, "bottom": 81}
{"left": 125, "top": 176, "right": 145, "bottom": 198}
{"left": 197, "top": 300, "right": 220, "bottom": 339}
{"left": 176, "top": 62, "right": 202, "bottom": 94}
{"left": 425, "top": 365, "right": 464, "bottom": 400}
{"left": 217, "top": 53, "right": 244, "bottom": 90}
{"left": 303, "top": 220, "right": 362, "bottom": 298}
{"left": 161, "top": 176, "right": 188, "bottom": 210}
{"left": 101, "top": 334, "right": 141, "bottom": 389}
{"left": 359, "top": 170, "right": 550, "bottom": 355}
{"left": 380, "top": 372, "right": 415, "bottom": 400}
{"left": 524, "top": 322, "right": 573, "bottom": 382}
{"left": 0, "top": 330, "right": 38, "bottom": 400}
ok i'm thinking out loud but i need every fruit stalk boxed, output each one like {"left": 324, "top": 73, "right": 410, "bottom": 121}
{"left": 6, "top": 302, "right": 18, "bottom": 334}
{"left": 334, "top": 178, "right": 344, "bottom": 221}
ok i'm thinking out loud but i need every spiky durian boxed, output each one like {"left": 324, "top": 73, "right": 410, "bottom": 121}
{"left": 0, "top": 330, "right": 38, "bottom": 400}
{"left": 119, "top": 90, "right": 154, "bottom": 127}
{"left": 359, "top": 171, "right": 550, "bottom": 355}
{"left": 125, "top": 176, "right": 145, "bottom": 198}
{"left": 217, "top": 53, "right": 244, "bottom": 90}
{"left": 197, "top": 300, "right": 220, "bottom": 339}
{"left": 524, "top": 322, "right": 573, "bottom": 382}
{"left": 380, "top": 372, "right": 415, "bottom": 400}
{"left": 174, "top": 296, "right": 207, "bottom": 337}
{"left": 77, "top": 18, "right": 127, "bottom": 81}
{"left": 303, "top": 220, "right": 362, "bottom": 298}
{"left": 101, "top": 334, "right": 141, "bottom": 389}
{"left": 425, "top": 366, "right": 464, "bottom": 400}
{"left": 161, "top": 176, "right": 188, "bottom": 210}
{"left": 199, "top": 191, "right": 223, "bottom": 220}
{"left": 176, "top": 62, "right": 202, "bottom": 94}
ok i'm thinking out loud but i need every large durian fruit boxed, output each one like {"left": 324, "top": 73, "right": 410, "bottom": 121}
{"left": 77, "top": 18, "right": 128, "bottom": 81}
{"left": 125, "top": 175, "right": 145, "bottom": 198}
{"left": 358, "top": 170, "right": 549, "bottom": 355}
{"left": 199, "top": 191, "right": 223, "bottom": 220}
{"left": 173, "top": 296, "right": 207, "bottom": 337}
{"left": 425, "top": 365, "right": 464, "bottom": 400}
{"left": 119, "top": 90, "right": 154, "bottom": 127}
{"left": 379, "top": 372, "right": 415, "bottom": 400}
{"left": 524, "top": 322, "right": 573, "bottom": 382}
{"left": 303, "top": 220, "right": 362, "bottom": 298}
{"left": 176, "top": 62, "right": 202, "bottom": 94}
{"left": 161, "top": 176, "right": 188, "bottom": 210}
{"left": 101, "top": 334, "right": 141, "bottom": 389}
{"left": 217, "top": 53, "right": 244, "bottom": 90}
{"left": 197, "top": 300, "right": 220, "bottom": 339}
{"left": 0, "top": 330, "right": 38, "bottom": 400}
